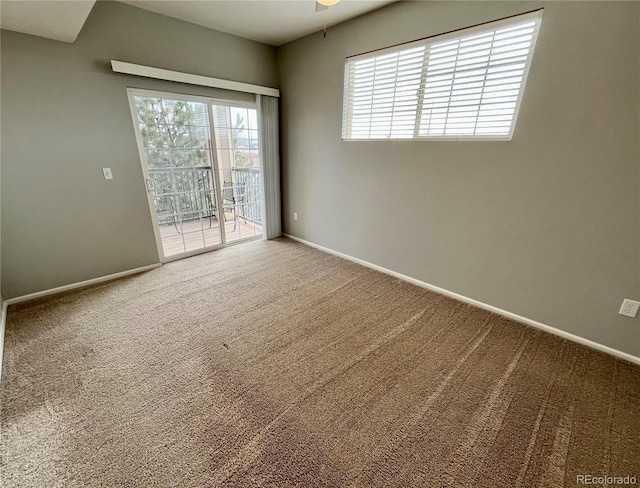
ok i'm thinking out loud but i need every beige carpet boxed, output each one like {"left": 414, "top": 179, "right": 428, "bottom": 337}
{"left": 1, "top": 238, "right": 639, "bottom": 487}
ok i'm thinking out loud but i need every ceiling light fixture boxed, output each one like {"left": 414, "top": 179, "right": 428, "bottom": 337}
{"left": 316, "top": 0, "right": 340, "bottom": 6}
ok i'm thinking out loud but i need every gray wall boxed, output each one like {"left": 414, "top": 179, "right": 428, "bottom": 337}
{"left": 278, "top": 1, "right": 640, "bottom": 356}
{"left": 1, "top": 1, "right": 277, "bottom": 298}
{"left": 1, "top": 38, "right": 2, "bottom": 308}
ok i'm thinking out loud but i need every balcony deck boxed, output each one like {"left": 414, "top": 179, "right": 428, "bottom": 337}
{"left": 159, "top": 216, "right": 262, "bottom": 257}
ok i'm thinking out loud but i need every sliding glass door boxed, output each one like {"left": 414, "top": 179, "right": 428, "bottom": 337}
{"left": 210, "top": 104, "right": 263, "bottom": 245}
{"left": 128, "top": 90, "right": 263, "bottom": 261}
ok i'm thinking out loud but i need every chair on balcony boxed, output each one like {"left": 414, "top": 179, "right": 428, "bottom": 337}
{"left": 197, "top": 173, "right": 218, "bottom": 229}
{"left": 222, "top": 181, "right": 247, "bottom": 232}
{"left": 155, "top": 192, "right": 180, "bottom": 233}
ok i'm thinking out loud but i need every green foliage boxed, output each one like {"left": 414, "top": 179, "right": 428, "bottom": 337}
{"left": 135, "top": 97, "right": 209, "bottom": 170}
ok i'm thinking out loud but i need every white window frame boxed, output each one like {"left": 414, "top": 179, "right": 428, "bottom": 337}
{"left": 342, "top": 10, "right": 543, "bottom": 142}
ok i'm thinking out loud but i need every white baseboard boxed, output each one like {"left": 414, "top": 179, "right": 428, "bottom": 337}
{"left": 283, "top": 233, "right": 640, "bottom": 366}
{"left": 0, "top": 301, "right": 7, "bottom": 383}
{"left": 4, "top": 263, "right": 162, "bottom": 306}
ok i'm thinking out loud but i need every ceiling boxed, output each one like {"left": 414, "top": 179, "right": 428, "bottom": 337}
{"left": 119, "top": 1, "right": 396, "bottom": 46}
{"left": 0, "top": 0, "right": 395, "bottom": 47}
{"left": 0, "top": 1, "right": 96, "bottom": 43}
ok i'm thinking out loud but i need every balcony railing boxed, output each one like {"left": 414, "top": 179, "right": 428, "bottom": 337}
{"left": 148, "top": 166, "right": 262, "bottom": 228}
{"left": 232, "top": 167, "right": 261, "bottom": 224}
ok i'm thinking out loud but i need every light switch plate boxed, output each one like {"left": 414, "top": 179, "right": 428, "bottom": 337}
{"left": 102, "top": 168, "right": 113, "bottom": 180}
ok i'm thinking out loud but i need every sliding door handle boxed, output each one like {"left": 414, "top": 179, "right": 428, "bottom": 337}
{"left": 145, "top": 178, "right": 156, "bottom": 192}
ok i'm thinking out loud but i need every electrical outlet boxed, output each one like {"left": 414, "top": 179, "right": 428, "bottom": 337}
{"left": 618, "top": 299, "right": 640, "bottom": 318}
{"left": 293, "top": 212, "right": 298, "bottom": 221}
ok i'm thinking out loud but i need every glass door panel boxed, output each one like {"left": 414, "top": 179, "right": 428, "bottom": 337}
{"left": 211, "top": 104, "right": 263, "bottom": 242}
{"left": 132, "top": 96, "right": 223, "bottom": 258}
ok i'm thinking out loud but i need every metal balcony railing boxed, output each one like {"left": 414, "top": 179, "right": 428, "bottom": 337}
{"left": 231, "top": 167, "right": 262, "bottom": 224}
{"left": 148, "top": 166, "right": 262, "bottom": 228}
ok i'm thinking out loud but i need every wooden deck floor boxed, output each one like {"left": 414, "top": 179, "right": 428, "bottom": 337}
{"left": 159, "top": 216, "right": 261, "bottom": 257}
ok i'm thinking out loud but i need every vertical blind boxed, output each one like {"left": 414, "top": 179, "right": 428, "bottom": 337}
{"left": 342, "top": 10, "right": 543, "bottom": 140}
{"left": 257, "top": 95, "right": 282, "bottom": 240}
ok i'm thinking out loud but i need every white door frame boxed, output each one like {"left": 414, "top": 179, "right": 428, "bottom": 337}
{"left": 126, "top": 87, "right": 261, "bottom": 263}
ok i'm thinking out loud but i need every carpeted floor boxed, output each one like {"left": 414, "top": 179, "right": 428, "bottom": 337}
{"left": 1, "top": 238, "right": 639, "bottom": 487}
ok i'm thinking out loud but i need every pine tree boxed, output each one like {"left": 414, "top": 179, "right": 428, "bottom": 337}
{"left": 134, "top": 97, "right": 212, "bottom": 220}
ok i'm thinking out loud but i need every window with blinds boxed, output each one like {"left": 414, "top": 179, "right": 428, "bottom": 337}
{"left": 342, "top": 10, "right": 543, "bottom": 140}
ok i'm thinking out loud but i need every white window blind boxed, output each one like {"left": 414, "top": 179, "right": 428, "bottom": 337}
{"left": 342, "top": 10, "right": 543, "bottom": 140}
